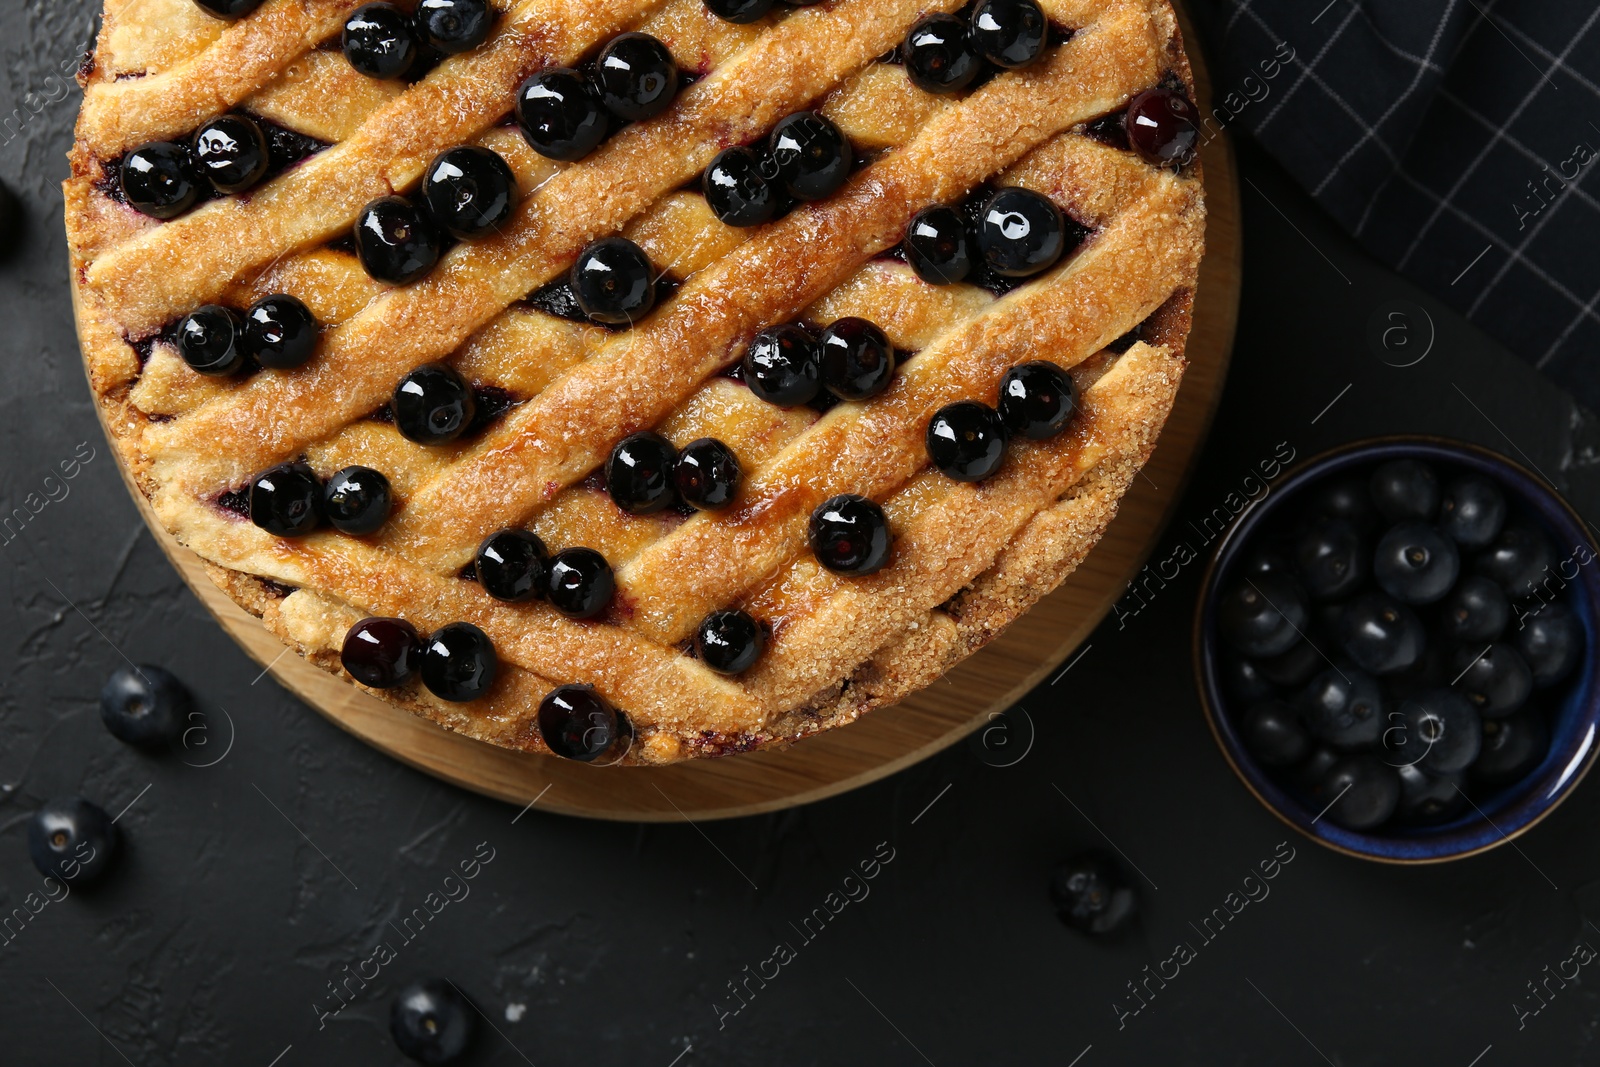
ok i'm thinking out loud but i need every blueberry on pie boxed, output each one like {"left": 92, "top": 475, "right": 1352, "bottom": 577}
{"left": 69, "top": 0, "right": 1204, "bottom": 762}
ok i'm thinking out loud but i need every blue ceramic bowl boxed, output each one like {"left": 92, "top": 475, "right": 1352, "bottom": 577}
{"left": 1194, "top": 436, "right": 1600, "bottom": 863}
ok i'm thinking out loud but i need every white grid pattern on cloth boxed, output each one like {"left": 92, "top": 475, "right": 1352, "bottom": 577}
{"left": 1395, "top": 3, "right": 1600, "bottom": 269}
{"left": 1310, "top": 0, "right": 1462, "bottom": 197}
{"left": 1209, "top": 0, "right": 1600, "bottom": 404}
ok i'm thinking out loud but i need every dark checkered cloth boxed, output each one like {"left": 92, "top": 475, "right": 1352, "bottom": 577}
{"left": 1190, "top": 0, "right": 1600, "bottom": 410}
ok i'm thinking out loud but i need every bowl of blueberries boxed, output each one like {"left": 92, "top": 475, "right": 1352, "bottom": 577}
{"left": 1194, "top": 436, "right": 1598, "bottom": 863}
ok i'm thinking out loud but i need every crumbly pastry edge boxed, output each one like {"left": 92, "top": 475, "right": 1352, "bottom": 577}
{"left": 65, "top": 0, "right": 1204, "bottom": 765}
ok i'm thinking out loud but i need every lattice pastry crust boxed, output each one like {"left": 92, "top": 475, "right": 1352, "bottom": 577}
{"left": 67, "top": 0, "right": 1205, "bottom": 764}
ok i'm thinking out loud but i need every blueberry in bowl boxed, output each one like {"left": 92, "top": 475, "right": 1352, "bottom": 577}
{"left": 1196, "top": 436, "right": 1600, "bottom": 863}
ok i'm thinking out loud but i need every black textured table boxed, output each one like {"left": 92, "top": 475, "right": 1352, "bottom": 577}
{"left": 7, "top": 5, "right": 1600, "bottom": 1065}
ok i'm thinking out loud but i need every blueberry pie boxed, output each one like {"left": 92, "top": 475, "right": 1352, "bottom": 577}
{"left": 68, "top": 0, "right": 1205, "bottom": 763}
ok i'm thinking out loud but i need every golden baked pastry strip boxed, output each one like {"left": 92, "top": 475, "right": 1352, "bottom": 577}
{"left": 70, "top": 0, "right": 1201, "bottom": 760}
{"left": 383, "top": 0, "right": 1164, "bottom": 567}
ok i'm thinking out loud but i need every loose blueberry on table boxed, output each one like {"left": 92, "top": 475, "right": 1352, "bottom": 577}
{"left": 100, "top": 664, "right": 191, "bottom": 748}
{"left": 27, "top": 797, "right": 119, "bottom": 885}
{"left": 1049, "top": 851, "right": 1137, "bottom": 938}
{"left": 1216, "top": 455, "right": 1580, "bottom": 832}
{"left": 390, "top": 977, "right": 476, "bottom": 1064}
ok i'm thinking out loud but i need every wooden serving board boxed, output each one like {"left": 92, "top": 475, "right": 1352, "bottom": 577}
{"left": 92, "top": 18, "right": 1241, "bottom": 822}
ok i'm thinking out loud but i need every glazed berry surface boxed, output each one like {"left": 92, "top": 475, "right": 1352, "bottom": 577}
{"left": 122, "top": 141, "right": 202, "bottom": 219}
{"left": 100, "top": 665, "right": 190, "bottom": 748}
{"left": 696, "top": 609, "right": 766, "bottom": 674}
{"left": 192, "top": 115, "right": 269, "bottom": 194}
{"left": 389, "top": 978, "right": 476, "bottom": 1064}
{"left": 394, "top": 362, "right": 477, "bottom": 444}
{"left": 354, "top": 195, "right": 442, "bottom": 285}
{"left": 28, "top": 797, "right": 119, "bottom": 885}
{"left": 475, "top": 529, "right": 548, "bottom": 602}
{"left": 249, "top": 462, "right": 323, "bottom": 537}
{"left": 969, "top": 0, "right": 1047, "bottom": 69}
{"left": 243, "top": 294, "right": 319, "bottom": 369}
{"left": 818, "top": 317, "right": 895, "bottom": 401}
{"left": 703, "top": 0, "right": 774, "bottom": 23}
{"left": 412, "top": 0, "right": 492, "bottom": 54}
{"left": 904, "top": 205, "right": 975, "bottom": 285}
{"left": 343, "top": 3, "right": 418, "bottom": 79}
{"left": 703, "top": 147, "right": 779, "bottom": 227}
{"left": 607, "top": 432, "right": 679, "bottom": 515}
{"left": 595, "top": 32, "right": 679, "bottom": 122}
{"left": 903, "top": 14, "right": 981, "bottom": 94}
{"left": 925, "top": 400, "right": 1007, "bottom": 482}
{"left": 538, "top": 684, "right": 620, "bottom": 761}
{"left": 420, "top": 622, "right": 499, "bottom": 702}
{"left": 1123, "top": 87, "right": 1199, "bottom": 168}
{"left": 571, "top": 236, "right": 657, "bottom": 324}
{"left": 546, "top": 547, "right": 615, "bottom": 618}
{"left": 422, "top": 145, "right": 517, "bottom": 239}
{"left": 323, "top": 465, "right": 392, "bottom": 535}
{"left": 809, "top": 494, "right": 892, "bottom": 575}
{"left": 516, "top": 68, "right": 608, "bottom": 161}
{"left": 177, "top": 305, "right": 247, "bottom": 376}
{"left": 769, "top": 112, "right": 852, "bottom": 201}
{"left": 342, "top": 617, "right": 422, "bottom": 688}
{"left": 675, "top": 438, "right": 742, "bottom": 510}
{"left": 743, "top": 324, "right": 820, "bottom": 406}
{"left": 194, "top": 0, "right": 264, "bottom": 15}
{"left": 976, "top": 187, "right": 1066, "bottom": 277}
{"left": 998, "top": 361, "right": 1077, "bottom": 439}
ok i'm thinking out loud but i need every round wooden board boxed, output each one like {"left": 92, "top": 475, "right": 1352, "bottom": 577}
{"left": 90, "top": 19, "right": 1240, "bottom": 822}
